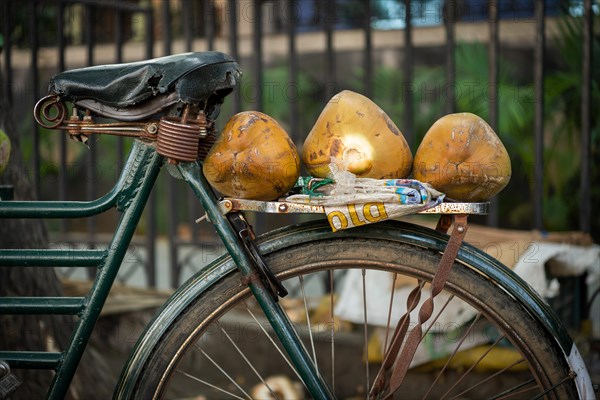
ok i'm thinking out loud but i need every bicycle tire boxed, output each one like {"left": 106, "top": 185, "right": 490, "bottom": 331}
{"left": 130, "top": 236, "right": 580, "bottom": 399}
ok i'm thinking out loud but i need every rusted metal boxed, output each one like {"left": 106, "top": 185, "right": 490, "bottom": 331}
{"left": 34, "top": 95, "right": 159, "bottom": 141}
{"left": 435, "top": 214, "right": 452, "bottom": 233}
{"left": 156, "top": 117, "right": 205, "bottom": 163}
{"left": 218, "top": 198, "right": 489, "bottom": 216}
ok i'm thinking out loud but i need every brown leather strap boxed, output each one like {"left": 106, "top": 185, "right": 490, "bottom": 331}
{"left": 384, "top": 214, "right": 469, "bottom": 397}
{"left": 369, "top": 280, "right": 425, "bottom": 397}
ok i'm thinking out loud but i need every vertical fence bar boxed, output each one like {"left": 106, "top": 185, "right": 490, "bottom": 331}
{"left": 2, "top": 1, "right": 12, "bottom": 104}
{"left": 534, "top": 0, "right": 545, "bottom": 231}
{"left": 182, "top": 0, "right": 193, "bottom": 52}
{"left": 580, "top": 0, "right": 592, "bottom": 233}
{"left": 30, "top": 0, "right": 41, "bottom": 199}
{"left": 58, "top": 1, "right": 69, "bottom": 234}
{"left": 323, "top": 0, "right": 335, "bottom": 101}
{"left": 85, "top": 3, "right": 97, "bottom": 278}
{"left": 403, "top": 0, "right": 414, "bottom": 147}
{"left": 204, "top": 0, "right": 215, "bottom": 51}
{"left": 253, "top": 0, "right": 263, "bottom": 111}
{"left": 162, "top": 0, "right": 172, "bottom": 55}
{"left": 288, "top": 0, "right": 298, "bottom": 141}
{"left": 183, "top": 0, "right": 199, "bottom": 244}
{"left": 145, "top": 7, "right": 157, "bottom": 287}
{"left": 145, "top": 9, "right": 154, "bottom": 59}
{"left": 444, "top": 0, "right": 456, "bottom": 115}
{"left": 115, "top": 9, "right": 125, "bottom": 172}
{"left": 487, "top": 0, "right": 499, "bottom": 227}
{"left": 364, "top": 0, "right": 373, "bottom": 98}
{"left": 161, "top": 0, "right": 180, "bottom": 287}
{"left": 228, "top": 0, "right": 241, "bottom": 113}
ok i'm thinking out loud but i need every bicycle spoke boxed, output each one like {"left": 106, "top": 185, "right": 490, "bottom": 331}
{"left": 299, "top": 275, "right": 320, "bottom": 375}
{"left": 176, "top": 369, "right": 246, "bottom": 400}
{"left": 422, "top": 313, "right": 482, "bottom": 400}
{"left": 439, "top": 334, "right": 506, "bottom": 400}
{"left": 383, "top": 272, "right": 398, "bottom": 353}
{"left": 330, "top": 269, "right": 336, "bottom": 393}
{"left": 362, "top": 268, "right": 370, "bottom": 397}
{"left": 488, "top": 378, "right": 538, "bottom": 400}
{"left": 448, "top": 358, "right": 525, "bottom": 400}
{"left": 531, "top": 374, "right": 575, "bottom": 400}
{"left": 243, "top": 303, "right": 307, "bottom": 387}
{"left": 217, "top": 321, "right": 279, "bottom": 400}
{"left": 195, "top": 345, "right": 253, "bottom": 400}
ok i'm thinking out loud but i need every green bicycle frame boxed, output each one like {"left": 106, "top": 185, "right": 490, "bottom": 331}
{"left": 0, "top": 140, "right": 331, "bottom": 400}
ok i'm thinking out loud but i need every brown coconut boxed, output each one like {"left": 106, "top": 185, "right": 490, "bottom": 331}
{"left": 413, "top": 113, "right": 511, "bottom": 201}
{"left": 302, "top": 90, "right": 412, "bottom": 179}
{"left": 203, "top": 111, "right": 300, "bottom": 200}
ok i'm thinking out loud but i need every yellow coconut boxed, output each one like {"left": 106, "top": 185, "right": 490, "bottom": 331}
{"left": 203, "top": 111, "right": 300, "bottom": 200}
{"left": 413, "top": 113, "right": 511, "bottom": 201}
{"left": 302, "top": 90, "right": 412, "bottom": 179}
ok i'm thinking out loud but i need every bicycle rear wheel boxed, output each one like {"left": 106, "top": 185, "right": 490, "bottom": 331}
{"left": 131, "top": 236, "right": 579, "bottom": 399}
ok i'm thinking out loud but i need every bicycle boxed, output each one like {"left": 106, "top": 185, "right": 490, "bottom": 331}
{"left": 0, "top": 51, "right": 595, "bottom": 400}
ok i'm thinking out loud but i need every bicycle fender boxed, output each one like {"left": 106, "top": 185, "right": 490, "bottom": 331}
{"left": 114, "top": 219, "right": 593, "bottom": 399}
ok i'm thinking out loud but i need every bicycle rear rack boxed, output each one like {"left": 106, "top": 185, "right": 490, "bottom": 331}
{"left": 218, "top": 198, "right": 489, "bottom": 216}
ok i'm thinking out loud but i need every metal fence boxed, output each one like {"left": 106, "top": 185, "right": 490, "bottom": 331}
{"left": 0, "top": 0, "right": 595, "bottom": 288}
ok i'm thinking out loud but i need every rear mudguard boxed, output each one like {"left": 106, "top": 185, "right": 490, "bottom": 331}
{"left": 114, "top": 219, "right": 592, "bottom": 399}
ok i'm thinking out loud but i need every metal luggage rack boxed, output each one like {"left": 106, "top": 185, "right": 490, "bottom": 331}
{"left": 218, "top": 198, "right": 489, "bottom": 215}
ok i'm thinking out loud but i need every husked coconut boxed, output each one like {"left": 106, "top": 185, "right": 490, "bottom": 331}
{"left": 413, "top": 113, "right": 511, "bottom": 201}
{"left": 302, "top": 90, "right": 412, "bottom": 179}
{"left": 203, "top": 111, "right": 300, "bottom": 200}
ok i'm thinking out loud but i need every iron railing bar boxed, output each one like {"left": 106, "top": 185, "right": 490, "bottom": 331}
{"left": 324, "top": 0, "right": 335, "bottom": 100}
{"left": 204, "top": 0, "right": 215, "bottom": 51}
{"left": 2, "top": 1, "right": 13, "bottom": 103}
{"left": 84, "top": 3, "right": 97, "bottom": 280}
{"left": 162, "top": 0, "right": 172, "bottom": 55}
{"left": 403, "top": 0, "right": 414, "bottom": 147}
{"left": 58, "top": 1, "right": 68, "bottom": 234}
{"left": 30, "top": 0, "right": 41, "bottom": 199}
{"left": 115, "top": 8, "right": 125, "bottom": 172}
{"left": 0, "top": 297, "right": 86, "bottom": 315}
{"left": 0, "top": 351, "right": 63, "bottom": 370}
{"left": 228, "top": 0, "right": 241, "bottom": 113}
{"left": 0, "top": 249, "right": 107, "bottom": 267}
{"left": 364, "top": 0, "right": 373, "bottom": 98}
{"left": 487, "top": 0, "right": 499, "bottom": 227}
{"left": 182, "top": 0, "right": 193, "bottom": 52}
{"left": 254, "top": 0, "right": 263, "bottom": 112}
{"left": 288, "top": 0, "right": 299, "bottom": 143}
{"left": 145, "top": 7, "right": 156, "bottom": 287}
{"left": 145, "top": 9, "right": 154, "bottom": 59}
{"left": 444, "top": 0, "right": 456, "bottom": 115}
{"left": 534, "top": 0, "right": 545, "bottom": 230}
{"left": 580, "top": 0, "right": 592, "bottom": 233}
{"left": 162, "top": 0, "right": 179, "bottom": 288}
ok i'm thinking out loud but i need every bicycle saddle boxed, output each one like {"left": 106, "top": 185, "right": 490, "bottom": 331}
{"left": 48, "top": 52, "right": 240, "bottom": 121}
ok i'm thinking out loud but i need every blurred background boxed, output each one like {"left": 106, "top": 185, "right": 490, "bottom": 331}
{"left": 0, "top": 0, "right": 598, "bottom": 308}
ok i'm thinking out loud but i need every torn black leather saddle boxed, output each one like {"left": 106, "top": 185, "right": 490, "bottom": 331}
{"left": 49, "top": 52, "right": 240, "bottom": 121}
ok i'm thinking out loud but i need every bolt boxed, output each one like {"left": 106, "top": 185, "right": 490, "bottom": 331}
{"left": 457, "top": 226, "right": 465, "bottom": 233}
{"left": 278, "top": 203, "right": 288, "bottom": 212}
{"left": 147, "top": 123, "right": 158, "bottom": 134}
{"left": 0, "top": 360, "right": 9, "bottom": 378}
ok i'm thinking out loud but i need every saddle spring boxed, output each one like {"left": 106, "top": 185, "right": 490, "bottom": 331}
{"left": 156, "top": 106, "right": 213, "bottom": 163}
